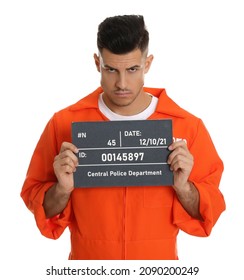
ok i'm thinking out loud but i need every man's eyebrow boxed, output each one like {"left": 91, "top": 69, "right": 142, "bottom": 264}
{"left": 102, "top": 64, "right": 115, "bottom": 69}
{"left": 127, "top": 65, "right": 142, "bottom": 69}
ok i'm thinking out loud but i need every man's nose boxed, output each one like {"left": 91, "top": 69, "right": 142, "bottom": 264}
{"left": 115, "top": 72, "right": 127, "bottom": 89}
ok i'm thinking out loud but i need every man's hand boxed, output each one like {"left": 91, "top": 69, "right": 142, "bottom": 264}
{"left": 167, "top": 140, "right": 193, "bottom": 192}
{"left": 167, "top": 140, "right": 202, "bottom": 220}
{"left": 43, "top": 142, "right": 78, "bottom": 218}
{"left": 53, "top": 141, "right": 79, "bottom": 194}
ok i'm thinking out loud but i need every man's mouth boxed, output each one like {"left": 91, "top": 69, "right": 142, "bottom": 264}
{"left": 114, "top": 90, "right": 131, "bottom": 96}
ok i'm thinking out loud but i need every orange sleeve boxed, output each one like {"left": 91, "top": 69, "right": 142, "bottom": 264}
{"left": 172, "top": 119, "right": 225, "bottom": 236}
{"left": 20, "top": 115, "right": 72, "bottom": 239}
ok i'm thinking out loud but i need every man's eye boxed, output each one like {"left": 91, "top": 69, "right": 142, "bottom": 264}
{"left": 106, "top": 68, "right": 116, "bottom": 73}
{"left": 128, "top": 68, "right": 138, "bottom": 73}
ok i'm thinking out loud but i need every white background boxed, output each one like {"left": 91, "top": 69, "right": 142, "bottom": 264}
{"left": 0, "top": 0, "right": 243, "bottom": 279}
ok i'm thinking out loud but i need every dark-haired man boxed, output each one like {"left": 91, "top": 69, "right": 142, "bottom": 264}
{"left": 21, "top": 15, "right": 225, "bottom": 260}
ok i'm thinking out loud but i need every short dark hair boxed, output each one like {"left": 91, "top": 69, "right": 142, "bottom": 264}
{"left": 97, "top": 15, "right": 149, "bottom": 54}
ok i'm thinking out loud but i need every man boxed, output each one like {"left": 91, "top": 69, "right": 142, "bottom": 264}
{"left": 21, "top": 15, "right": 225, "bottom": 259}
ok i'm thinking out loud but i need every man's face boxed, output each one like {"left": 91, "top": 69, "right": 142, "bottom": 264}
{"left": 94, "top": 48, "right": 153, "bottom": 115}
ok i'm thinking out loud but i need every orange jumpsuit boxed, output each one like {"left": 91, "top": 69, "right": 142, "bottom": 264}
{"left": 20, "top": 87, "right": 225, "bottom": 260}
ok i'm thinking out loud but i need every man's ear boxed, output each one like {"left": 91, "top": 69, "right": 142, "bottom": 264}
{"left": 94, "top": 53, "right": 101, "bottom": 72}
{"left": 144, "top": 54, "right": 154, "bottom": 74}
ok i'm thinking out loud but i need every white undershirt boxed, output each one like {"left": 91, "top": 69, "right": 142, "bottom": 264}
{"left": 98, "top": 93, "right": 158, "bottom": 121}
